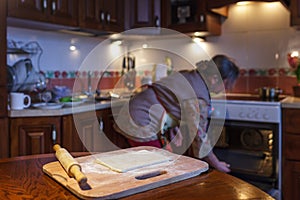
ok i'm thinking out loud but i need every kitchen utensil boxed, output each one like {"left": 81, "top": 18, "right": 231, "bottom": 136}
{"left": 9, "top": 58, "right": 47, "bottom": 92}
{"left": 43, "top": 146, "right": 208, "bottom": 200}
{"left": 31, "top": 102, "right": 64, "bottom": 110}
{"left": 122, "top": 54, "right": 136, "bottom": 90}
{"left": 257, "top": 87, "right": 282, "bottom": 100}
{"left": 7, "top": 65, "right": 18, "bottom": 92}
{"left": 41, "top": 91, "right": 52, "bottom": 104}
{"left": 10, "top": 92, "right": 31, "bottom": 110}
{"left": 53, "top": 144, "right": 87, "bottom": 185}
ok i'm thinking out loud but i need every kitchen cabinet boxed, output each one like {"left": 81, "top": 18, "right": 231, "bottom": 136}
{"left": 79, "top": 0, "right": 125, "bottom": 33}
{"left": 290, "top": 0, "right": 300, "bottom": 26}
{"left": 62, "top": 108, "right": 129, "bottom": 152}
{"left": 282, "top": 108, "right": 300, "bottom": 200}
{"left": 10, "top": 116, "right": 61, "bottom": 157}
{"left": 102, "top": 108, "right": 129, "bottom": 149}
{"left": 7, "top": 0, "right": 78, "bottom": 27}
{"left": 161, "top": 0, "right": 221, "bottom": 36}
{"left": 0, "top": 0, "right": 9, "bottom": 159}
{"left": 62, "top": 110, "right": 101, "bottom": 152}
{"left": 125, "top": 0, "right": 161, "bottom": 29}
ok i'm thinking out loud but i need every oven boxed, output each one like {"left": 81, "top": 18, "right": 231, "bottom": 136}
{"left": 211, "top": 95, "right": 282, "bottom": 200}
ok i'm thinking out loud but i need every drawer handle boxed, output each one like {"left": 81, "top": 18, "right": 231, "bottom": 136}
{"left": 98, "top": 117, "right": 104, "bottom": 131}
{"left": 43, "top": 0, "right": 47, "bottom": 10}
{"left": 52, "top": 125, "right": 57, "bottom": 143}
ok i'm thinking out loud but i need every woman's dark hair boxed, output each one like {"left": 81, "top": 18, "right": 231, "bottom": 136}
{"left": 212, "top": 54, "right": 239, "bottom": 90}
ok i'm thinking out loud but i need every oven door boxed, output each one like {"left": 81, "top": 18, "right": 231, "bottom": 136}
{"left": 214, "top": 120, "right": 279, "bottom": 191}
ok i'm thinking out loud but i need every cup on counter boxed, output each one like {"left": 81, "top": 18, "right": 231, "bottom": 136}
{"left": 10, "top": 92, "right": 31, "bottom": 110}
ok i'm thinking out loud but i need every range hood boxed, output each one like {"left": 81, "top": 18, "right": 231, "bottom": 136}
{"left": 207, "top": 0, "right": 290, "bottom": 17}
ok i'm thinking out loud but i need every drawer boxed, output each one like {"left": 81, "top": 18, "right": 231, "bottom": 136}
{"left": 283, "top": 109, "right": 300, "bottom": 134}
{"left": 283, "top": 134, "right": 300, "bottom": 160}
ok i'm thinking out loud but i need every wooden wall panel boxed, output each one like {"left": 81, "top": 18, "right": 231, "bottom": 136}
{"left": 0, "top": 0, "right": 9, "bottom": 158}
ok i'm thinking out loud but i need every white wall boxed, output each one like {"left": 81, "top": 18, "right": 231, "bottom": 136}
{"left": 204, "top": 2, "right": 296, "bottom": 70}
{"left": 7, "top": 2, "right": 300, "bottom": 72}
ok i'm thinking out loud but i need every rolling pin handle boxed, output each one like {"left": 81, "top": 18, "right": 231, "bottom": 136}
{"left": 70, "top": 165, "right": 88, "bottom": 185}
{"left": 53, "top": 144, "right": 61, "bottom": 152}
{"left": 53, "top": 144, "right": 88, "bottom": 185}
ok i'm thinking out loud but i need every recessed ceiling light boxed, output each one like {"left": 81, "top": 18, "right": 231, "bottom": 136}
{"left": 236, "top": 1, "right": 251, "bottom": 6}
{"left": 69, "top": 45, "right": 77, "bottom": 51}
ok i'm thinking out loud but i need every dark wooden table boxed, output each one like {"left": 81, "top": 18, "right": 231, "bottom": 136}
{"left": 0, "top": 153, "right": 274, "bottom": 200}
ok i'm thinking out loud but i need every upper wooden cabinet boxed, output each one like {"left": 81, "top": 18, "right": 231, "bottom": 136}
{"left": 161, "top": 0, "right": 221, "bottom": 36}
{"left": 125, "top": 0, "right": 161, "bottom": 29}
{"left": 79, "top": 0, "right": 125, "bottom": 33}
{"left": 7, "top": 0, "right": 79, "bottom": 27}
{"left": 290, "top": 0, "right": 300, "bottom": 26}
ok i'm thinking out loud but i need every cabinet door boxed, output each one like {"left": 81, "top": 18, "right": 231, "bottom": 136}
{"left": 103, "top": 0, "right": 125, "bottom": 32}
{"left": 290, "top": 0, "right": 300, "bottom": 26}
{"left": 79, "top": 0, "right": 124, "bottom": 32}
{"left": 48, "top": 0, "right": 79, "bottom": 26}
{"left": 283, "top": 160, "right": 300, "bottom": 200}
{"left": 126, "top": 0, "right": 161, "bottom": 29}
{"left": 282, "top": 108, "right": 300, "bottom": 134}
{"left": 100, "top": 108, "right": 129, "bottom": 149}
{"left": 8, "top": 0, "right": 78, "bottom": 26}
{"left": 62, "top": 111, "right": 102, "bottom": 152}
{"left": 161, "top": 0, "right": 221, "bottom": 36}
{"left": 10, "top": 117, "right": 61, "bottom": 157}
{"left": 8, "top": 0, "right": 48, "bottom": 21}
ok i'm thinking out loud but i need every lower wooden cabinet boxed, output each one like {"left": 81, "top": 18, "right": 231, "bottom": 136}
{"left": 9, "top": 107, "right": 129, "bottom": 157}
{"left": 282, "top": 108, "right": 300, "bottom": 200}
{"left": 62, "top": 110, "right": 102, "bottom": 152}
{"left": 283, "top": 160, "right": 300, "bottom": 200}
{"left": 10, "top": 117, "right": 61, "bottom": 157}
{"left": 62, "top": 108, "right": 129, "bottom": 152}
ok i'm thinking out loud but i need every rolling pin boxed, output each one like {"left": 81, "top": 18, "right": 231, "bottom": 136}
{"left": 53, "top": 144, "right": 87, "bottom": 185}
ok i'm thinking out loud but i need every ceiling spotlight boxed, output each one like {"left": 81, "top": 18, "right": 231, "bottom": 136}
{"left": 236, "top": 1, "right": 251, "bottom": 6}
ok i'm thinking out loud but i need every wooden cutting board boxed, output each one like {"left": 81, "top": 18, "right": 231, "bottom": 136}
{"left": 43, "top": 146, "right": 209, "bottom": 199}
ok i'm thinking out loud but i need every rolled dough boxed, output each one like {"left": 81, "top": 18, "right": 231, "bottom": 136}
{"left": 96, "top": 150, "right": 171, "bottom": 173}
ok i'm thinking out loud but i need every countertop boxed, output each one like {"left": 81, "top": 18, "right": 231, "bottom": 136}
{"left": 281, "top": 96, "right": 300, "bottom": 108}
{"left": 0, "top": 153, "right": 274, "bottom": 200}
{"left": 8, "top": 99, "right": 126, "bottom": 118}
{"left": 8, "top": 95, "right": 300, "bottom": 118}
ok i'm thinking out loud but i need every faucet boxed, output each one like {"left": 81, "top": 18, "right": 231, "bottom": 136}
{"left": 87, "top": 71, "right": 92, "bottom": 96}
{"left": 82, "top": 71, "right": 93, "bottom": 97}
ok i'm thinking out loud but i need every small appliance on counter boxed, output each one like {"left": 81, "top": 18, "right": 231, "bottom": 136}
{"left": 122, "top": 54, "right": 136, "bottom": 91}
{"left": 7, "top": 58, "right": 47, "bottom": 93}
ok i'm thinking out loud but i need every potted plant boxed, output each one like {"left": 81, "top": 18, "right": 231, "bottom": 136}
{"left": 287, "top": 52, "right": 300, "bottom": 97}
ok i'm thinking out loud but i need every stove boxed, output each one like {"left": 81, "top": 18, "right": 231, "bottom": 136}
{"left": 210, "top": 93, "right": 283, "bottom": 200}
{"left": 211, "top": 94, "right": 281, "bottom": 123}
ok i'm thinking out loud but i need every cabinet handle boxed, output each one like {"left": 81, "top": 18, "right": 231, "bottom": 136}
{"left": 52, "top": 0, "right": 56, "bottom": 12}
{"left": 154, "top": 16, "right": 160, "bottom": 27}
{"left": 100, "top": 11, "right": 105, "bottom": 22}
{"left": 43, "top": 0, "right": 47, "bottom": 10}
{"left": 200, "top": 14, "right": 205, "bottom": 23}
{"left": 106, "top": 13, "right": 111, "bottom": 23}
{"left": 98, "top": 117, "right": 104, "bottom": 131}
{"left": 52, "top": 125, "right": 57, "bottom": 143}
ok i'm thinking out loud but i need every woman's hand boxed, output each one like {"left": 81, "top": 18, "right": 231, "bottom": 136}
{"left": 213, "top": 161, "right": 231, "bottom": 173}
{"left": 203, "top": 151, "right": 231, "bottom": 173}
